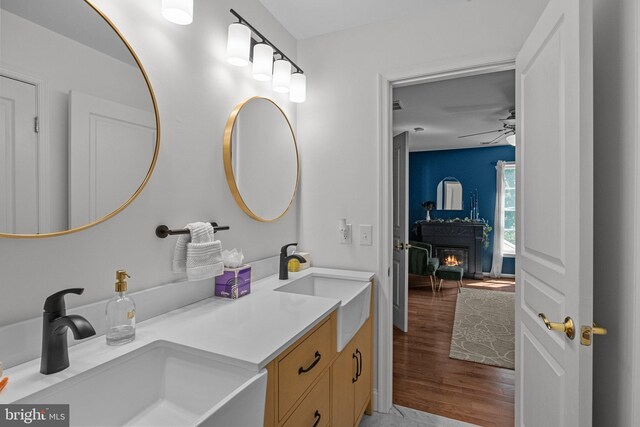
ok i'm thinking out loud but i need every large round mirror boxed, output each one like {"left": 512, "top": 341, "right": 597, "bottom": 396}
{"left": 223, "top": 97, "right": 298, "bottom": 222}
{"left": 0, "top": 0, "right": 159, "bottom": 238}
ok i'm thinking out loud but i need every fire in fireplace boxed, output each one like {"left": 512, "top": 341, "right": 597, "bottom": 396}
{"left": 444, "top": 255, "right": 462, "bottom": 266}
{"left": 436, "top": 247, "right": 469, "bottom": 271}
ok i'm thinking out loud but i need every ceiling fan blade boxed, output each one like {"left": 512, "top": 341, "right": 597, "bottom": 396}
{"left": 480, "top": 132, "right": 508, "bottom": 145}
{"left": 489, "top": 133, "right": 507, "bottom": 144}
{"left": 458, "top": 129, "right": 504, "bottom": 139}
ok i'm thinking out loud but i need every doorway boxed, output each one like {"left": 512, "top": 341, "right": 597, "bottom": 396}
{"left": 377, "top": 3, "right": 595, "bottom": 425}
{"left": 391, "top": 69, "right": 518, "bottom": 426}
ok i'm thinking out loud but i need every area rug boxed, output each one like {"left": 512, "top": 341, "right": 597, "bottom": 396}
{"left": 449, "top": 288, "right": 515, "bottom": 369}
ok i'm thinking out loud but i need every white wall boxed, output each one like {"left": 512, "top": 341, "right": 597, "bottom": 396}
{"left": 1, "top": 10, "right": 153, "bottom": 232}
{"left": 0, "top": 0, "right": 299, "bottom": 326}
{"left": 592, "top": 0, "right": 639, "bottom": 425}
{"left": 296, "top": 0, "right": 548, "bottom": 271}
{"left": 296, "top": 0, "right": 549, "bottom": 407}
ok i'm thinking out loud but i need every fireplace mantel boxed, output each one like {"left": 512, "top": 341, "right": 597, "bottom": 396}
{"left": 415, "top": 221, "right": 484, "bottom": 279}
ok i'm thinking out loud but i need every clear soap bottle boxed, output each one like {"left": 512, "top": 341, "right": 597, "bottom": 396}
{"left": 105, "top": 270, "right": 136, "bottom": 345}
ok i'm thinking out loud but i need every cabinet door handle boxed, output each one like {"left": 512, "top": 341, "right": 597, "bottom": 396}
{"left": 313, "top": 410, "right": 321, "bottom": 427}
{"left": 356, "top": 349, "right": 363, "bottom": 379}
{"left": 298, "top": 351, "right": 321, "bottom": 374}
{"left": 352, "top": 352, "right": 359, "bottom": 383}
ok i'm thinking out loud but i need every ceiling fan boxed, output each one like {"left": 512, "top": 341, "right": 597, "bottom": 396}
{"left": 458, "top": 110, "right": 516, "bottom": 145}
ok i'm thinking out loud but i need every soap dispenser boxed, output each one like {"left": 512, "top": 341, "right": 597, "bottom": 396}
{"left": 105, "top": 270, "right": 136, "bottom": 345}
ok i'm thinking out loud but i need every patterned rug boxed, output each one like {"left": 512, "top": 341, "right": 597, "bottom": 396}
{"left": 449, "top": 288, "right": 515, "bottom": 369}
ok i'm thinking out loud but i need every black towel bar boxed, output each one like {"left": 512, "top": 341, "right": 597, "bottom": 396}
{"left": 155, "top": 222, "right": 230, "bottom": 238}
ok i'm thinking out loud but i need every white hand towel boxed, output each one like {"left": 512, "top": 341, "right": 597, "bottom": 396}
{"left": 186, "top": 223, "right": 223, "bottom": 281}
{"left": 172, "top": 222, "right": 224, "bottom": 280}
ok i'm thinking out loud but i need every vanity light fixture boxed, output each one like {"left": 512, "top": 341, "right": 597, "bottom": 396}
{"left": 227, "top": 23, "right": 251, "bottom": 66}
{"left": 273, "top": 59, "right": 292, "bottom": 93}
{"left": 289, "top": 73, "right": 306, "bottom": 103}
{"left": 228, "top": 9, "right": 306, "bottom": 102}
{"left": 161, "top": 0, "right": 193, "bottom": 25}
{"left": 253, "top": 43, "right": 274, "bottom": 81}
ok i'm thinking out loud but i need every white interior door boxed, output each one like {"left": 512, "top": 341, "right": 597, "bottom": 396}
{"left": 516, "top": 0, "right": 594, "bottom": 426}
{"left": 392, "top": 132, "right": 408, "bottom": 332}
{"left": 69, "top": 91, "right": 156, "bottom": 228}
{"left": 0, "top": 75, "right": 38, "bottom": 234}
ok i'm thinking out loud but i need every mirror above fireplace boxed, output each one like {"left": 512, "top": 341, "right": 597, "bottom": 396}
{"left": 436, "top": 177, "right": 463, "bottom": 210}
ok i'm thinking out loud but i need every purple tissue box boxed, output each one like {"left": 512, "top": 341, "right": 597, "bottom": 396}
{"left": 215, "top": 265, "right": 251, "bottom": 299}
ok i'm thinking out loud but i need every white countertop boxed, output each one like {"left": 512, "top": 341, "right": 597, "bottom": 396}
{"left": 0, "top": 267, "right": 374, "bottom": 404}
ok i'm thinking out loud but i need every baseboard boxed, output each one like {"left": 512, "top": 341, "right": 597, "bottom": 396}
{"left": 482, "top": 272, "right": 515, "bottom": 278}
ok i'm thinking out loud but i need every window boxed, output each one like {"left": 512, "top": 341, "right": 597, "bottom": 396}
{"left": 503, "top": 164, "right": 516, "bottom": 255}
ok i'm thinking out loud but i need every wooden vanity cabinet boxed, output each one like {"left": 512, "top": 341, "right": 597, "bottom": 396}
{"left": 264, "top": 279, "right": 374, "bottom": 427}
{"left": 332, "top": 304, "right": 373, "bottom": 427}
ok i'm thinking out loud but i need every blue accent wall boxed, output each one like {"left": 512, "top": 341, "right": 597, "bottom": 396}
{"left": 409, "top": 146, "right": 516, "bottom": 275}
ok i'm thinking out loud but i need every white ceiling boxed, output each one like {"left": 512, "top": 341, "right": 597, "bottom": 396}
{"left": 258, "top": 0, "right": 466, "bottom": 40}
{"left": 1, "top": 0, "right": 136, "bottom": 66}
{"left": 393, "top": 70, "right": 515, "bottom": 152}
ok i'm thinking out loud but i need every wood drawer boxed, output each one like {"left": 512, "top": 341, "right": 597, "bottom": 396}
{"left": 278, "top": 318, "right": 333, "bottom": 417}
{"left": 283, "top": 370, "right": 330, "bottom": 427}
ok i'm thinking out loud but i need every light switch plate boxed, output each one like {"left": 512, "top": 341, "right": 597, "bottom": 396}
{"left": 359, "top": 224, "right": 372, "bottom": 246}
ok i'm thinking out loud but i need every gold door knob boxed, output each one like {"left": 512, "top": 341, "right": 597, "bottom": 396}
{"left": 580, "top": 322, "right": 608, "bottom": 346}
{"left": 394, "top": 242, "right": 412, "bottom": 250}
{"left": 538, "top": 313, "right": 575, "bottom": 340}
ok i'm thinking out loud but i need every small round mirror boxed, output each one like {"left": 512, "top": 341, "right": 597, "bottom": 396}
{"left": 223, "top": 97, "right": 298, "bottom": 222}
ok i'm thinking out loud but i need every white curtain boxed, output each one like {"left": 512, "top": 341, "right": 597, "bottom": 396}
{"left": 490, "top": 161, "right": 506, "bottom": 278}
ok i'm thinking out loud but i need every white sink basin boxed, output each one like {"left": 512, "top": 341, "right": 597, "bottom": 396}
{"left": 276, "top": 274, "right": 371, "bottom": 351}
{"left": 17, "top": 340, "right": 267, "bottom": 427}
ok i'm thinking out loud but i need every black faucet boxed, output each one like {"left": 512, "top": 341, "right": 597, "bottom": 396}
{"left": 40, "top": 288, "right": 96, "bottom": 375}
{"left": 279, "top": 243, "right": 307, "bottom": 280}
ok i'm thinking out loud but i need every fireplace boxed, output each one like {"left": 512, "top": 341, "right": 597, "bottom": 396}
{"left": 416, "top": 221, "right": 484, "bottom": 279}
{"left": 435, "top": 247, "right": 469, "bottom": 272}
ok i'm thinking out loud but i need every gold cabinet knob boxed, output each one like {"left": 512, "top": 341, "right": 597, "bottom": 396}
{"left": 538, "top": 313, "right": 575, "bottom": 340}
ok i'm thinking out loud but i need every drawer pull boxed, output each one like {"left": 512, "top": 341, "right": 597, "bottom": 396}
{"left": 313, "top": 410, "right": 321, "bottom": 427}
{"left": 352, "top": 352, "right": 359, "bottom": 383}
{"left": 298, "top": 351, "right": 321, "bottom": 374}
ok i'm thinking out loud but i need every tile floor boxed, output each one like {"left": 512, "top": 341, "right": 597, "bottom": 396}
{"left": 360, "top": 405, "right": 478, "bottom": 427}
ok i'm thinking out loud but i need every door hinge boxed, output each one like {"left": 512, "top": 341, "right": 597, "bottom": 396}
{"left": 34, "top": 116, "right": 40, "bottom": 133}
{"left": 387, "top": 267, "right": 390, "bottom": 277}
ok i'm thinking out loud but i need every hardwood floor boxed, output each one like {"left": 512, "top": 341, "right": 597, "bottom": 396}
{"left": 393, "top": 275, "right": 516, "bottom": 427}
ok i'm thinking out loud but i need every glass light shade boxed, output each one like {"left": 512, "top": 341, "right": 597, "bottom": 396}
{"left": 506, "top": 134, "right": 516, "bottom": 146}
{"left": 272, "top": 60, "right": 292, "bottom": 93}
{"left": 252, "top": 43, "right": 274, "bottom": 81}
{"left": 289, "top": 73, "right": 306, "bottom": 103}
{"left": 227, "top": 23, "right": 251, "bottom": 67}
{"left": 161, "top": 0, "right": 193, "bottom": 25}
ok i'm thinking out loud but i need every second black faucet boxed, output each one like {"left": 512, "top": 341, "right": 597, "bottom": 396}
{"left": 279, "top": 243, "right": 306, "bottom": 280}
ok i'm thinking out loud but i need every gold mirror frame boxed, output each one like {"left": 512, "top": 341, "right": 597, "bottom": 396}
{"left": 0, "top": 0, "right": 160, "bottom": 239}
{"left": 223, "top": 97, "right": 299, "bottom": 222}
